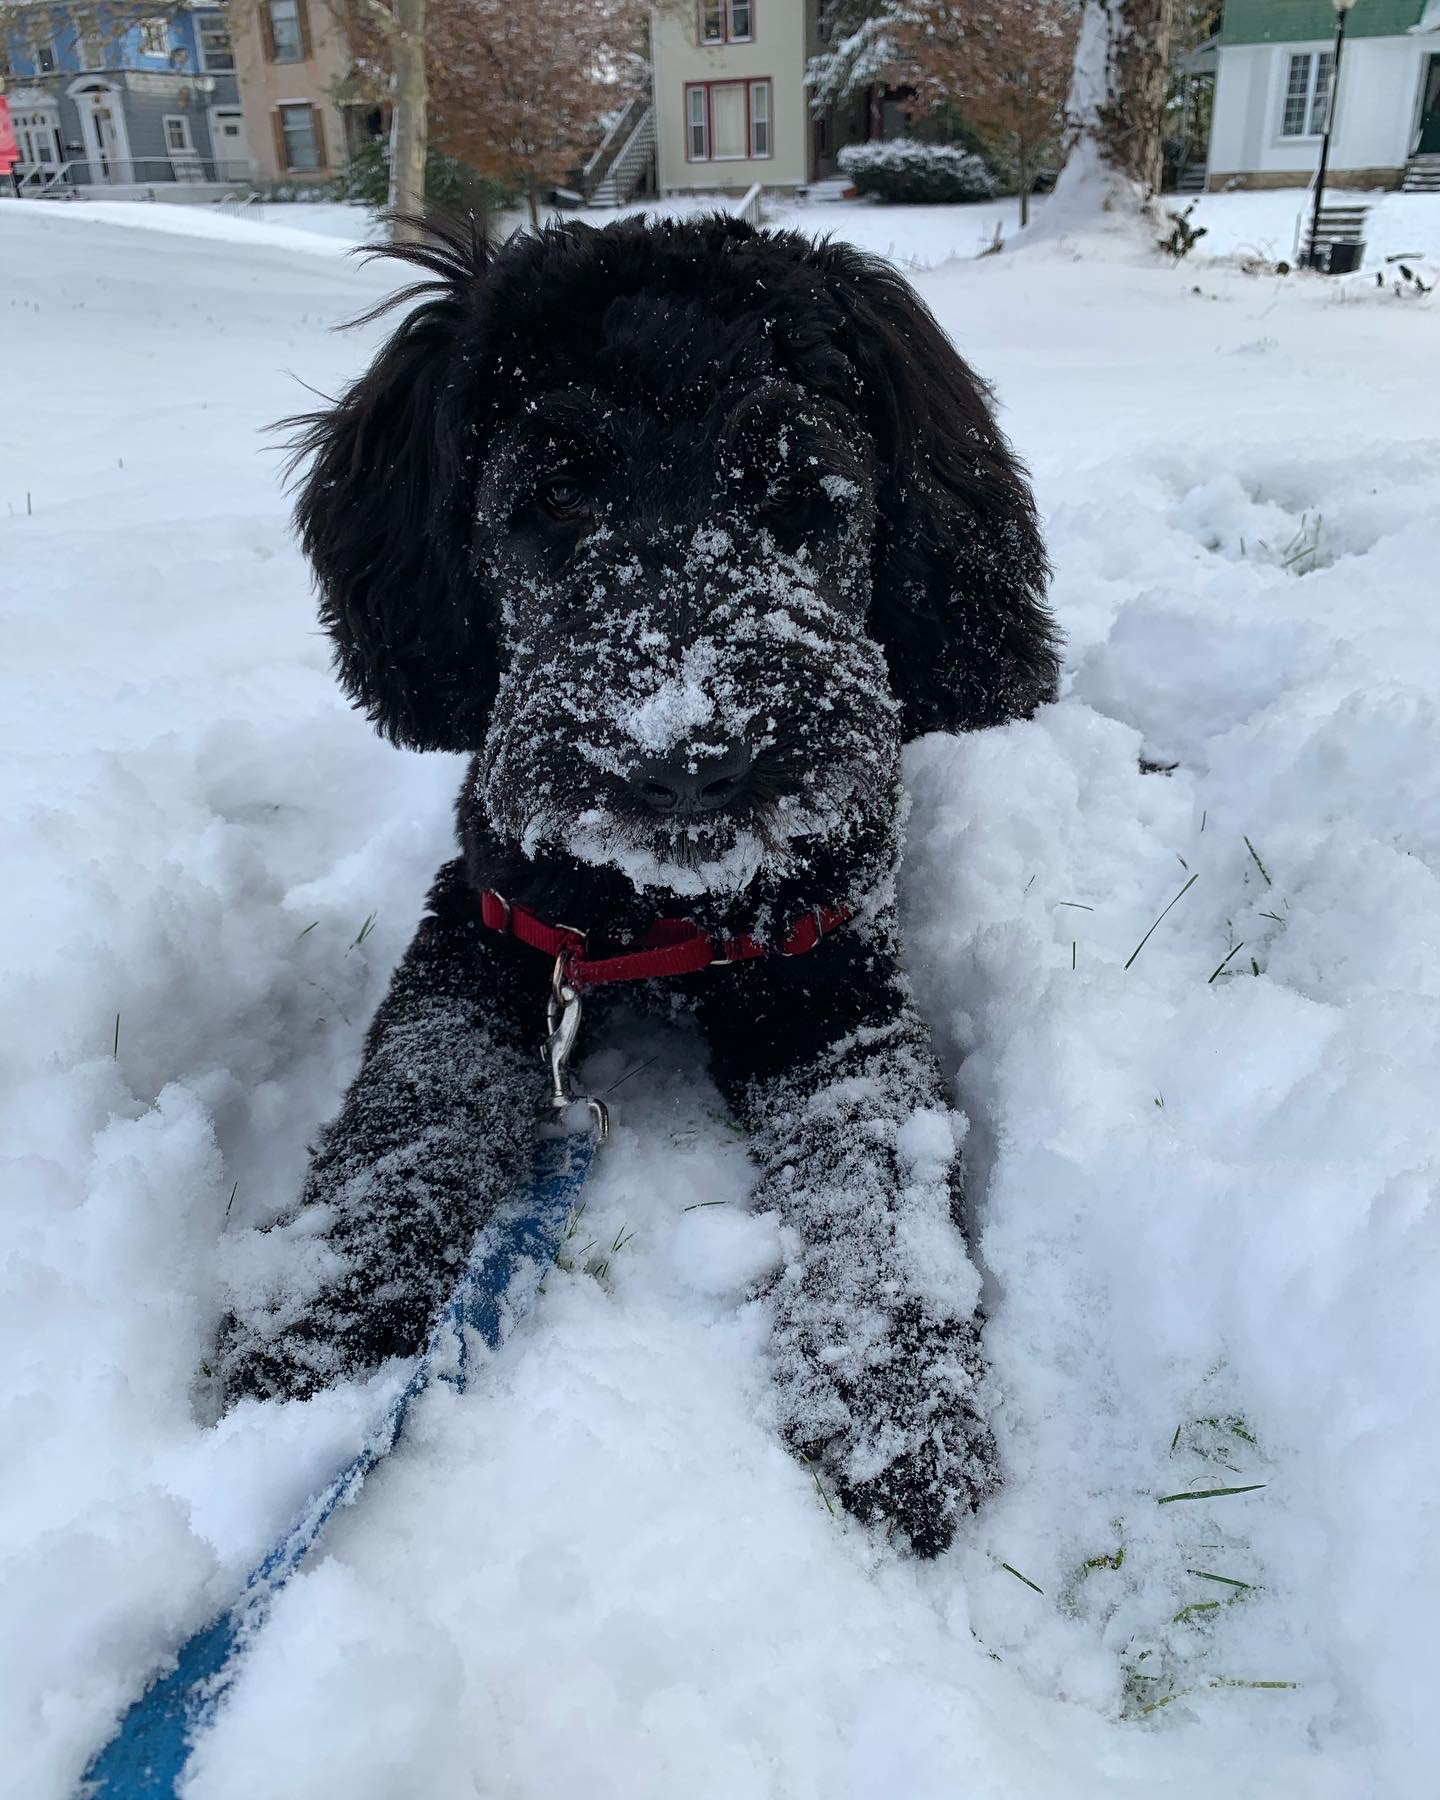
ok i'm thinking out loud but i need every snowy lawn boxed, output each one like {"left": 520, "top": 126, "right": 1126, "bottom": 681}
{"left": 37, "top": 182, "right": 1440, "bottom": 275}
{"left": 2, "top": 195, "right": 1439, "bottom": 1799}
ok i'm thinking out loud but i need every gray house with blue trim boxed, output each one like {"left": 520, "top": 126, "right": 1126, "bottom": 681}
{"left": 1, "top": 2, "right": 248, "bottom": 193}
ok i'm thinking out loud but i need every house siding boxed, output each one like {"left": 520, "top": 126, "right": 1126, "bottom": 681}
{"left": 1209, "top": 12, "right": 1437, "bottom": 186}
{"left": 651, "top": 1, "right": 809, "bottom": 192}
{"left": 1221, "top": 0, "right": 1427, "bottom": 44}
{"left": 229, "top": 0, "right": 352, "bottom": 183}
{"left": 1, "top": 4, "right": 240, "bottom": 185}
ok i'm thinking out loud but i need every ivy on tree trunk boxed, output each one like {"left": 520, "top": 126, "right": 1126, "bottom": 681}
{"left": 1085, "top": 0, "right": 1178, "bottom": 196}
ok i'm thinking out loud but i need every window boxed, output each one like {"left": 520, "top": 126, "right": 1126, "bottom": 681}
{"left": 15, "top": 108, "right": 62, "bottom": 165}
{"left": 688, "top": 84, "right": 707, "bottom": 158}
{"left": 277, "top": 101, "right": 322, "bottom": 169}
{"left": 267, "top": 0, "right": 305, "bottom": 63}
{"left": 138, "top": 16, "right": 168, "bottom": 55}
{"left": 163, "top": 114, "right": 194, "bottom": 153}
{"left": 33, "top": 39, "right": 57, "bottom": 72}
{"left": 697, "top": 0, "right": 753, "bottom": 44}
{"left": 749, "top": 79, "right": 768, "bottom": 156}
{"left": 197, "top": 13, "right": 235, "bottom": 70}
{"left": 1281, "top": 50, "right": 1334, "bottom": 137}
{"left": 711, "top": 81, "right": 746, "bottom": 158}
{"left": 684, "top": 80, "right": 773, "bottom": 161}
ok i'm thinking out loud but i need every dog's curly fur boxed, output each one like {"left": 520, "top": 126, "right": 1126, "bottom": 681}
{"left": 217, "top": 213, "right": 1059, "bottom": 1556}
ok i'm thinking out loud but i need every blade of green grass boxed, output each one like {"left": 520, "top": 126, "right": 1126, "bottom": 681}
{"left": 1243, "top": 836, "right": 1272, "bottom": 886}
{"left": 1186, "top": 1569, "right": 1252, "bottom": 1590}
{"left": 1207, "top": 941, "right": 1246, "bottom": 983}
{"left": 1125, "top": 873, "right": 1199, "bottom": 971}
{"left": 1157, "top": 1483, "right": 1265, "bottom": 1504}
{"left": 1000, "top": 1562, "right": 1044, "bottom": 1594}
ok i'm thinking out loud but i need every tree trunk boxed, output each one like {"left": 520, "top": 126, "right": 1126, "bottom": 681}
{"left": 1094, "top": 0, "right": 1177, "bottom": 194}
{"left": 1041, "top": 0, "right": 1177, "bottom": 228}
{"left": 526, "top": 181, "right": 540, "bottom": 229}
{"left": 389, "top": 0, "right": 428, "bottom": 241}
{"left": 1018, "top": 137, "right": 1030, "bottom": 228}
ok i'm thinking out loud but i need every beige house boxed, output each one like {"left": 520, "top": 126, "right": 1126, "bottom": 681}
{"left": 651, "top": 0, "right": 814, "bottom": 193}
{"left": 230, "top": 0, "right": 354, "bottom": 183}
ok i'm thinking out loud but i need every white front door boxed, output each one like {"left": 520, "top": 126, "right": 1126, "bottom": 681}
{"left": 207, "top": 106, "right": 252, "bottom": 180}
{"left": 93, "top": 103, "right": 122, "bottom": 180}
{"left": 73, "top": 84, "right": 132, "bottom": 184}
{"left": 163, "top": 113, "right": 203, "bottom": 182}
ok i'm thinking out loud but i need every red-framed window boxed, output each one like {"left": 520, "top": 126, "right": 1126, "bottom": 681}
{"left": 697, "top": 0, "right": 753, "bottom": 46}
{"left": 685, "top": 78, "right": 772, "bottom": 161}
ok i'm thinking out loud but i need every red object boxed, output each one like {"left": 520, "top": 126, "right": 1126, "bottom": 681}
{"left": 0, "top": 99, "right": 18, "bottom": 176}
{"left": 479, "top": 890, "right": 852, "bottom": 989}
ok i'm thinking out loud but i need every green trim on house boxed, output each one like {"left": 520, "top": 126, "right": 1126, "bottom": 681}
{"left": 1220, "top": 0, "right": 1428, "bottom": 44}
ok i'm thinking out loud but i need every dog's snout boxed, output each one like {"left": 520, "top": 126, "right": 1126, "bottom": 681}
{"left": 629, "top": 743, "right": 753, "bottom": 816}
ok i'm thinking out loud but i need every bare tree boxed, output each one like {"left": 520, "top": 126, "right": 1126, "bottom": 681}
{"left": 0, "top": 0, "right": 191, "bottom": 62}
{"left": 387, "top": 0, "right": 425, "bottom": 233}
{"left": 326, "top": 0, "right": 428, "bottom": 234}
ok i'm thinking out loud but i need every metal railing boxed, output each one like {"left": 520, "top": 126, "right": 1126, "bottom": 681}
{"left": 582, "top": 96, "right": 647, "bottom": 191}
{"left": 590, "top": 103, "right": 654, "bottom": 206}
{"left": 735, "top": 181, "right": 763, "bottom": 228}
{"left": 12, "top": 155, "right": 253, "bottom": 195}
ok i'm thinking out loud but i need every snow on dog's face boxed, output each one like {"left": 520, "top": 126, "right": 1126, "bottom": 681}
{"left": 471, "top": 370, "right": 897, "bottom": 901}
{"left": 292, "top": 215, "right": 1058, "bottom": 913}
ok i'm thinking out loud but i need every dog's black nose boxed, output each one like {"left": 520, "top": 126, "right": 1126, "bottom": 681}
{"left": 630, "top": 743, "right": 753, "bottom": 815}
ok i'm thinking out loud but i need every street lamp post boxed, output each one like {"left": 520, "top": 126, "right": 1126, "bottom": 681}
{"left": 1307, "top": 0, "right": 1360, "bottom": 270}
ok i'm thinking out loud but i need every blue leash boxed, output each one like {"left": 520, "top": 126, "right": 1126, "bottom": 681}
{"left": 80, "top": 1123, "right": 598, "bottom": 1799}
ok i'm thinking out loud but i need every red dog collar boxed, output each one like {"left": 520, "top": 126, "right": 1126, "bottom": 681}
{"left": 479, "top": 889, "right": 851, "bottom": 989}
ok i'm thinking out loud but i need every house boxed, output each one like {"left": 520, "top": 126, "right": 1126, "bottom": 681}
{"left": 1206, "top": 0, "right": 1440, "bottom": 191}
{"left": 646, "top": 1, "right": 908, "bottom": 198}
{"left": 0, "top": 2, "right": 246, "bottom": 194}
{"left": 650, "top": 0, "right": 801, "bottom": 193}
{"left": 228, "top": 0, "right": 375, "bottom": 186}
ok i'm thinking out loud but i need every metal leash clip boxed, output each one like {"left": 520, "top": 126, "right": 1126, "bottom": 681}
{"left": 544, "top": 953, "right": 609, "bottom": 1143}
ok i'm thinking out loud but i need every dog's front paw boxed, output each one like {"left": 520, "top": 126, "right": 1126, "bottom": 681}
{"left": 775, "top": 1300, "right": 998, "bottom": 1556}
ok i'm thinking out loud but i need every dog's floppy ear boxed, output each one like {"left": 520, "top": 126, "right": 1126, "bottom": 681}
{"left": 289, "top": 223, "right": 492, "bottom": 752}
{"left": 814, "top": 243, "right": 1059, "bottom": 736}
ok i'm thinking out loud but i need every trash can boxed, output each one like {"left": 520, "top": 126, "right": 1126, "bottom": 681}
{"left": 1326, "top": 240, "right": 1364, "bottom": 275}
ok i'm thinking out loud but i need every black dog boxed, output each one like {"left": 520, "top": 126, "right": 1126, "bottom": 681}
{"left": 219, "top": 214, "right": 1058, "bottom": 1556}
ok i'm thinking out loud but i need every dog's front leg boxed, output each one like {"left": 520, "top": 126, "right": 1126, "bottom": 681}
{"left": 700, "top": 930, "right": 997, "bottom": 1555}
{"left": 218, "top": 859, "right": 546, "bottom": 1408}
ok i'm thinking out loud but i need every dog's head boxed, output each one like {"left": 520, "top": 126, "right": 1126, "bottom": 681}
{"left": 294, "top": 215, "right": 1057, "bottom": 918}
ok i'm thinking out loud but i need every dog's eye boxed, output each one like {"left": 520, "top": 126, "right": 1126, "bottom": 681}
{"left": 762, "top": 483, "right": 807, "bottom": 520}
{"left": 538, "top": 478, "right": 590, "bottom": 523}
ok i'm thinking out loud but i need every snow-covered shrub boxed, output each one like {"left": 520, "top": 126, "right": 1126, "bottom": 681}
{"left": 838, "top": 140, "right": 997, "bottom": 204}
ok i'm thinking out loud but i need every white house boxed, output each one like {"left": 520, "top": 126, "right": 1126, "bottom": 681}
{"left": 1207, "top": 0, "right": 1440, "bottom": 191}
{"left": 650, "top": 0, "right": 813, "bottom": 194}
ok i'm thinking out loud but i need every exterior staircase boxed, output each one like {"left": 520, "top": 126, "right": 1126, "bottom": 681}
{"left": 1299, "top": 201, "right": 1369, "bottom": 272}
{"left": 1175, "top": 161, "right": 1208, "bottom": 193}
{"left": 1402, "top": 154, "right": 1440, "bottom": 193}
{"left": 583, "top": 98, "right": 655, "bottom": 207}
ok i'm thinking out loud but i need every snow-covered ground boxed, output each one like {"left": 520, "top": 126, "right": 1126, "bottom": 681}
{"left": 2, "top": 193, "right": 1438, "bottom": 1799}
{"left": 34, "top": 180, "right": 1440, "bottom": 274}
